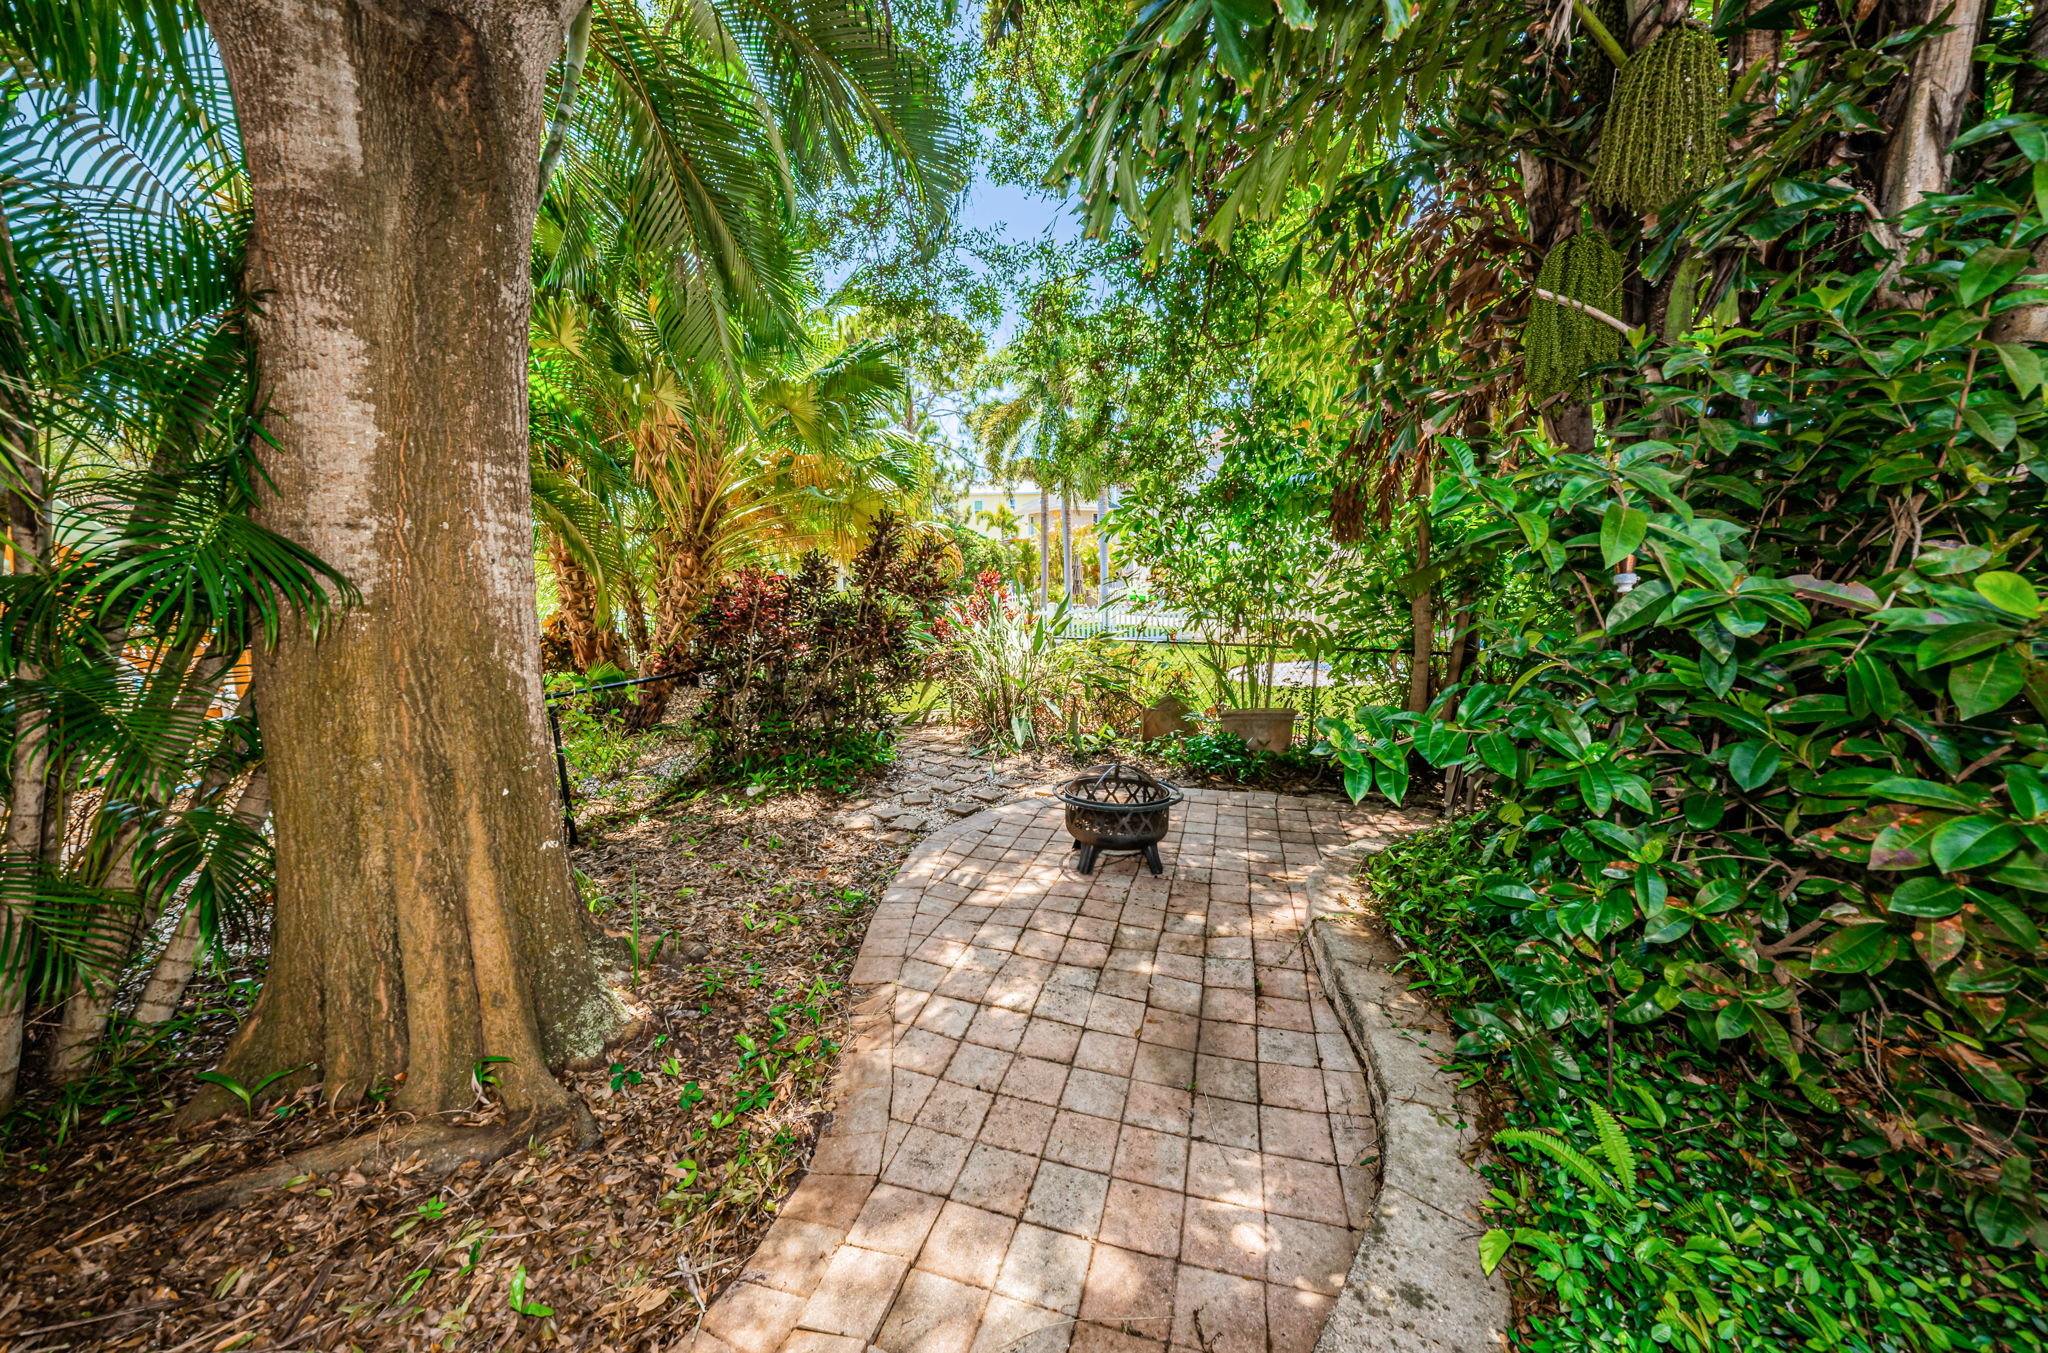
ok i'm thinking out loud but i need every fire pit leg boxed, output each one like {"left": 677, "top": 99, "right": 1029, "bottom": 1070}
{"left": 1143, "top": 843, "right": 1163, "bottom": 876}
{"left": 1075, "top": 842, "right": 1100, "bottom": 875}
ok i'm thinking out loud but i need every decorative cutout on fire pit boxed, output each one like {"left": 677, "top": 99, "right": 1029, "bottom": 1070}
{"left": 1056, "top": 762, "right": 1183, "bottom": 875}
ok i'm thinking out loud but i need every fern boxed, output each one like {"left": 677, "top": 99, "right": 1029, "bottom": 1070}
{"left": 1498, "top": 1127, "right": 1628, "bottom": 1210}
{"left": 1588, "top": 1102, "right": 1638, "bottom": 1197}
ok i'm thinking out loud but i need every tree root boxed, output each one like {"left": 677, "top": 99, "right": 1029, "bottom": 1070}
{"left": 154, "top": 1102, "right": 600, "bottom": 1217}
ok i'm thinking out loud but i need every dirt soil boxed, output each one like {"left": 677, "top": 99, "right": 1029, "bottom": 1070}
{"left": 0, "top": 722, "right": 1356, "bottom": 1353}
{"left": 0, "top": 725, "right": 1065, "bottom": 1353}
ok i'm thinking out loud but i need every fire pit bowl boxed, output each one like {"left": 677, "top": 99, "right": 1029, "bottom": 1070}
{"left": 1057, "top": 763, "right": 1183, "bottom": 875}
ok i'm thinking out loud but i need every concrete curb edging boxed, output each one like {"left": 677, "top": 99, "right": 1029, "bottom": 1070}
{"left": 1303, "top": 839, "right": 1511, "bottom": 1353}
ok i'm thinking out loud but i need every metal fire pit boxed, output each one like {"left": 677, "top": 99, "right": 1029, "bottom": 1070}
{"left": 1057, "top": 763, "right": 1183, "bottom": 875}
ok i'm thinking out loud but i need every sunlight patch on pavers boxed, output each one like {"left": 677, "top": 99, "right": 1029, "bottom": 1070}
{"left": 692, "top": 790, "right": 1428, "bottom": 1353}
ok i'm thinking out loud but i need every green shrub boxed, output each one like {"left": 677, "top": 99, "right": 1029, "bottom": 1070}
{"left": 1362, "top": 825, "right": 2048, "bottom": 1351}
{"left": 1325, "top": 191, "right": 2048, "bottom": 1250}
{"left": 691, "top": 515, "right": 949, "bottom": 788}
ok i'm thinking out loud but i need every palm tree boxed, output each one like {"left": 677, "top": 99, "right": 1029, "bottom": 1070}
{"left": 0, "top": 0, "right": 345, "bottom": 1100}
{"left": 971, "top": 365, "right": 1073, "bottom": 608}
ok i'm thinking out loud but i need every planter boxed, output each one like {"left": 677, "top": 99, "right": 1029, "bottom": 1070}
{"left": 1218, "top": 706, "right": 1297, "bottom": 753}
{"left": 1140, "top": 695, "right": 1195, "bottom": 743}
{"left": 1058, "top": 763, "right": 1184, "bottom": 875}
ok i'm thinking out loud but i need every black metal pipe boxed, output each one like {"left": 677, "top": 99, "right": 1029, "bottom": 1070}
{"left": 543, "top": 671, "right": 677, "bottom": 702}
{"left": 546, "top": 701, "right": 578, "bottom": 848}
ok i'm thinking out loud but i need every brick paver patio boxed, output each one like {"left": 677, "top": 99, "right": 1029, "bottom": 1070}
{"left": 693, "top": 789, "right": 1425, "bottom": 1353}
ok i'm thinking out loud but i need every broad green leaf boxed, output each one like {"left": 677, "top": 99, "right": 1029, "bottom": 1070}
{"left": 1970, "top": 891, "right": 2042, "bottom": 948}
{"left": 1886, "top": 875, "right": 1964, "bottom": 917}
{"left": 1600, "top": 503, "right": 1649, "bottom": 568}
{"left": 1479, "top": 1229, "right": 1512, "bottom": 1275}
{"left": 1845, "top": 653, "right": 1902, "bottom": 719}
{"left": 1727, "top": 741, "right": 1781, "bottom": 791}
{"left": 1992, "top": 341, "right": 2043, "bottom": 398}
{"left": 1579, "top": 762, "right": 1617, "bottom": 814}
{"left": 1961, "top": 407, "right": 2018, "bottom": 450}
{"left": 2007, "top": 765, "right": 2048, "bottom": 820}
{"left": 1605, "top": 580, "right": 1671, "bottom": 634}
{"left": 1957, "top": 246, "right": 2031, "bottom": 305}
{"left": 1948, "top": 649, "right": 2026, "bottom": 719}
{"left": 1974, "top": 571, "right": 2041, "bottom": 619}
{"left": 1865, "top": 777, "right": 1984, "bottom": 812}
{"left": 1929, "top": 815, "right": 2023, "bottom": 873}
{"left": 1914, "top": 622, "right": 2011, "bottom": 669}
{"left": 1811, "top": 922, "right": 1900, "bottom": 974}
{"left": 1991, "top": 853, "right": 2048, "bottom": 891}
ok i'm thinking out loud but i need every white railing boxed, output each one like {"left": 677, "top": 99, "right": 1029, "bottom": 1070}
{"left": 1047, "top": 604, "right": 1197, "bottom": 642}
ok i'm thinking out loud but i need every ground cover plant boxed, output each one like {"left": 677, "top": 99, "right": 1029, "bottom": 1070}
{"left": 1360, "top": 821, "right": 2048, "bottom": 1350}
{"left": 0, "top": 750, "right": 911, "bottom": 1349}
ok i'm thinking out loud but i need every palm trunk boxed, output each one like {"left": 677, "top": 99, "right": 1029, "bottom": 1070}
{"left": 1058, "top": 490, "right": 1076, "bottom": 601}
{"left": 48, "top": 657, "right": 239, "bottom": 1082}
{"left": 620, "top": 568, "right": 652, "bottom": 664}
{"left": 132, "top": 768, "right": 271, "bottom": 1028}
{"left": 1405, "top": 510, "right": 1435, "bottom": 715}
{"left": 1037, "top": 488, "right": 1051, "bottom": 608}
{"left": 191, "top": 0, "right": 622, "bottom": 1122}
{"left": 1096, "top": 487, "right": 1111, "bottom": 601}
{"left": 1519, "top": 152, "right": 1596, "bottom": 456}
{"left": 545, "top": 534, "right": 623, "bottom": 671}
{"left": 0, "top": 415, "right": 48, "bottom": 1114}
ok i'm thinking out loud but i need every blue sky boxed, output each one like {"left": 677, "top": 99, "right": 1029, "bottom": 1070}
{"left": 958, "top": 175, "right": 1087, "bottom": 251}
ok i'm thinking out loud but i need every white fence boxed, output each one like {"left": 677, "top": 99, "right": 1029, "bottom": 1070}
{"left": 1049, "top": 605, "right": 1197, "bottom": 642}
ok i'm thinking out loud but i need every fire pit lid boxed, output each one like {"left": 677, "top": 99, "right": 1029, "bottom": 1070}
{"left": 1057, "top": 762, "right": 1183, "bottom": 810}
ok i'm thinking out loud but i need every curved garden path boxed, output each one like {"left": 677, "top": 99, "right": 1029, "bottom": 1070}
{"left": 692, "top": 788, "right": 1429, "bottom": 1353}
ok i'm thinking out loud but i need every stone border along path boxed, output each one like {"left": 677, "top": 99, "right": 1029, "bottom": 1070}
{"left": 688, "top": 788, "right": 1479, "bottom": 1353}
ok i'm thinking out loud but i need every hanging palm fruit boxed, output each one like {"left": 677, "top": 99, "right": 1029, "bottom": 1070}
{"left": 1524, "top": 232, "right": 1624, "bottom": 400}
{"left": 1591, "top": 24, "right": 1727, "bottom": 213}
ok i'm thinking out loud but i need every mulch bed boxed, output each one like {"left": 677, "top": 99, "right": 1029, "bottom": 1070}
{"left": 0, "top": 718, "right": 1348, "bottom": 1352}
{"left": 0, "top": 772, "right": 917, "bottom": 1351}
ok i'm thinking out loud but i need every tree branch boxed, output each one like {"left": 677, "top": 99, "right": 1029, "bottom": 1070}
{"left": 1533, "top": 286, "right": 1634, "bottom": 336}
{"left": 537, "top": 1, "right": 593, "bottom": 195}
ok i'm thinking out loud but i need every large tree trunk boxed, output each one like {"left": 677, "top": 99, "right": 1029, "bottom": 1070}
{"left": 194, "top": 0, "right": 622, "bottom": 1122}
{"left": 0, "top": 436, "right": 48, "bottom": 1115}
{"left": 1519, "top": 153, "right": 1597, "bottom": 456}
{"left": 0, "top": 268, "right": 51, "bottom": 1109}
{"left": 545, "top": 533, "right": 623, "bottom": 671}
{"left": 1881, "top": 0, "right": 1993, "bottom": 222}
{"left": 2014, "top": 0, "right": 2048, "bottom": 113}
{"left": 132, "top": 768, "right": 272, "bottom": 1028}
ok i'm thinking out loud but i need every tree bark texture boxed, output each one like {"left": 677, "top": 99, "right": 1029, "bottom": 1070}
{"left": 1519, "top": 152, "right": 1597, "bottom": 457}
{"left": 545, "top": 533, "right": 624, "bottom": 671}
{"left": 1405, "top": 510, "right": 1435, "bottom": 715}
{"left": 0, "top": 432, "right": 48, "bottom": 1114}
{"left": 197, "top": 0, "right": 621, "bottom": 1119}
{"left": 1881, "top": 0, "right": 1993, "bottom": 222}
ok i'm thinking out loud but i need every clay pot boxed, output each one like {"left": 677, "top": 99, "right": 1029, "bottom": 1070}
{"left": 1140, "top": 695, "right": 1195, "bottom": 743}
{"left": 1218, "top": 707, "right": 1297, "bottom": 753}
